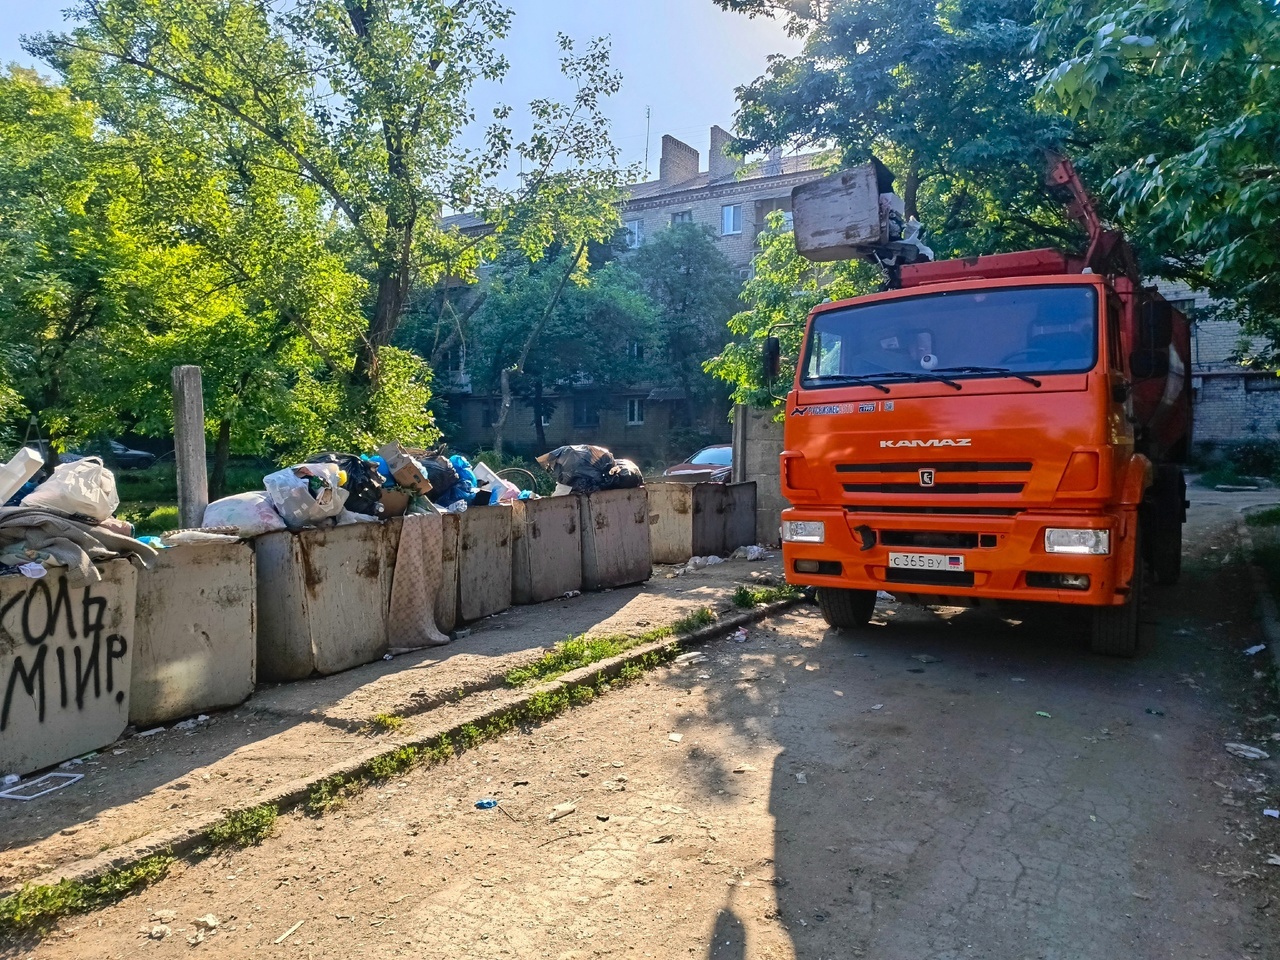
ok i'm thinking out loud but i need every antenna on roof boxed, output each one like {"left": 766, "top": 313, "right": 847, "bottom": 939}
{"left": 644, "top": 106, "right": 651, "bottom": 179}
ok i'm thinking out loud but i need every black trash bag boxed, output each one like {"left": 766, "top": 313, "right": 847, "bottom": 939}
{"left": 604, "top": 458, "right": 644, "bottom": 490}
{"left": 536, "top": 444, "right": 616, "bottom": 494}
{"left": 421, "top": 456, "right": 460, "bottom": 503}
{"left": 306, "top": 452, "right": 386, "bottom": 516}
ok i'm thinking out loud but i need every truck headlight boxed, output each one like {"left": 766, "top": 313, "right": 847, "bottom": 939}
{"left": 1044, "top": 528, "right": 1110, "bottom": 555}
{"left": 783, "top": 520, "right": 825, "bottom": 543}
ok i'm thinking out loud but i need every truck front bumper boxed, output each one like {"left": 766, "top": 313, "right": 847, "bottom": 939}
{"left": 781, "top": 506, "right": 1137, "bottom": 607}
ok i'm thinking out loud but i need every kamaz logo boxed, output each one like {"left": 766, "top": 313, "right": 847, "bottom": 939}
{"left": 879, "top": 438, "right": 972, "bottom": 448}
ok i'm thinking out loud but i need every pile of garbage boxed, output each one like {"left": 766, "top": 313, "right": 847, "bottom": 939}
{"left": 203, "top": 442, "right": 540, "bottom": 537}
{"left": 536, "top": 445, "right": 643, "bottom": 495}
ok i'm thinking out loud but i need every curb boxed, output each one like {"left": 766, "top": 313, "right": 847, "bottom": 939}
{"left": 4, "top": 596, "right": 802, "bottom": 899}
{"left": 1234, "top": 511, "right": 1280, "bottom": 694}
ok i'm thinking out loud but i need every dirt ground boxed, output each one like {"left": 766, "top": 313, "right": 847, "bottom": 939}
{"left": 0, "top": 558, "right": 780, "bottom": 890}
{"left": 8, "top": 489, "right": 1280, "bottom": 959}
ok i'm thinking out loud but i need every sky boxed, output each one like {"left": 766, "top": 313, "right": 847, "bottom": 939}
{"left": 0, "top": 0, "right": 803, "bottom": 179}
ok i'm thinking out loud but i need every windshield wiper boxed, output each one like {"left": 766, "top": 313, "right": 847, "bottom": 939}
{"left": 863, "top": 370, "right": 963, "bottom": 390}
{"left": 801, "top": 374, "right": 891, "bottom": 394}
{"left": 931, "top": 366, "right": 1043, "bottom": 388}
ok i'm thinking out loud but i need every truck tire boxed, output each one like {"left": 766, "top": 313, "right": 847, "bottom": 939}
{"left": 1149, "top": 468, "right": 1186, "bottom": 585}
{"left": 1090, "top": 543, "right": 1143, "bottom": 657}
{"left": 816, "top": 588, "right": 877, "bottom": 630}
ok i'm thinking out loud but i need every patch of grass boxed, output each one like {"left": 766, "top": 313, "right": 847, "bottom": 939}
{"left": 366, "top": 745, "right": 422, "bottom": 781}
{"left": 368, "top": 713, "right": 406, "bottom": 734}
{"left": 1246, "top": 506, "right": 1280, "bottom": 527}
{"left": 0, "top": 852, "right": 174, "bottom": 933}
{"left": 502, "top": 607, "right": 716, "bottom": 688}
{"left": 732, "top": 584, "right": 803, "bottom": 608}
{"left": 206, "top": 804, "right": 277, "bottom": 848}
{"left": 1199, "top": 465, "right": 1252, "bottom": 488}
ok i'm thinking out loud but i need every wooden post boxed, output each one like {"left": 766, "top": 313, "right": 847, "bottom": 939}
{"left": 731, "top": 403, "right": 748, "bottom": 485}
{"left": 172, "top": 365, "right": 209, "bottom": 529}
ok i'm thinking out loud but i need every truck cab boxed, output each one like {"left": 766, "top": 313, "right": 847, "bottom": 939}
{"left": 777, "top": 241, "right": 1190, "bottom": 656}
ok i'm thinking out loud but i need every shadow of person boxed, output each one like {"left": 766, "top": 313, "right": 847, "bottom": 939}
{"left": 707, "top": 905, "right": 748, "bottom": 960}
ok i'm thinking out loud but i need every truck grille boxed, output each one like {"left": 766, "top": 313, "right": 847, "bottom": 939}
{"left": 880, "top": 531, "right": 979, "bottom": 549}
{"left": 846, "top": 505, "right": 1021, "bottom": 516}
{"left": 842, "top": 481, "right": 1025, "bottom": 495}
{"left": 885, "top": 568, "right": 975, "bottom": 588}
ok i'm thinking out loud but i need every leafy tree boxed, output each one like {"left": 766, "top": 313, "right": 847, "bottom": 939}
{"left": 712, "top": 0, "right": 1086, "bottom": 258}
{"left": 471, "top": 248, "right": 658, "bottom": 451}
{"left": 706, "top": 212, "right": 880, "bottom": 407}
{"left": 29, "top": 1, "right": 627, "bottom": 395}
{"left": 628, "top": 223, "right": 741, "bottom": 424}
{"left": 1037, "top": 0, "right": 1280, "bottom": 346}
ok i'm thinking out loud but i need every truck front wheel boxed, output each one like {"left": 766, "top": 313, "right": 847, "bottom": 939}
{"left": 1149, "top": 468, "right": 1186, "bottom": 585}
{"left": 1089, "top": 546, "right": 1144, "bottom": 657}
{"left": 816, "top": 588, "right": 878, "bottom": 630}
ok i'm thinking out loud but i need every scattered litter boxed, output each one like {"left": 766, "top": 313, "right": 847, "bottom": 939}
{"left": 548, "top": 802, "right": 577, "bottom": 822}
{"left": 1036, "top": 711, "right": 1053, "bottom": 719}
{"left": 475, "top": 798, "right": 498, "bottom": 810}
{"left": 136, "top": 727, "right": 165, "bottom": 738}
{"left": 731, "top": 627, "right": 749, "bottom": 643}
{"left": 17, "top": 561, "right": 46, "bottom": 579}
{"left": 1245, "top": 644, "right": 1267, "bottom": 656}
{"left": 274, "top": 920, "right": 304, "bottom": 945}
{"left": 649, "top": 834, "right": 674, "bottom": 844}
{"left": 1265, "top": 809, "right": 1280, "bottom": 819}
{"left": 1267, "top": 854, "right": 1280, "bottom": 866}
{"left": 911, "top": 654, "right": 941, "bottom": 664}
{"left": 1011, "top": 677, "right": 1027, "bottom": 683}
{"left": 611, "top": 761, "right": 623, "bottom": 767}
{"left": 871, "top": 704, "right": 884, "bottom": 711}
{"left": 732, "top": 764, "right": 757, "bottom": 774}
{"left": 174, "top": 714, "right": 210, "bottom": 732}
{"left": 561, "top": 590, "right": 582, "bottom": 599}
{"left": 795, "top": 773, "right": 808, "bottom": 784}
{"left": 833, "top": 690, "right": 844, "bottom": 697}
{"left": 852, "top": 653, "right": 869, "bottom": 658}
{"left": 193, "top": 915, "right": 219, "bottom": 932}
{"left": 1222, "top": 796, "right": 1244, "bottom": 807}
{"left": 674, "top": 652, "right": 709, "bottom": 665}
{"left": 383, "top": 653, "right": 394, "bottom": 661}
{"left": 668, "top": 733, "right": 684, "bottom": 743}
{"left": 597, "top": 814, "right": 610, "bottom": 822}
{"left": 678, "top": 555, "right": 726, "bottom": 575}
{"left": 1, "top": 774, "right": 18, "bottom": 786}
{"left": 731, "top": 545, "right": 770, "bottom": 561}
{"left": 0, "top": 772, "right": 83, "bottom": 801}
{"left": 876, "top": 590, "right": 896, "bottom": 602}
{"left": 1145, "top": 708, "right": 1165, "bottom": 717}
{"left": 148, "top": 924, "right": 171, "bottom": 940}
{"left": 454, "top": 628, "right": 472, "bottom": 639}
{"left": 1226, "top": 743, "right": 1271, "bottom": 760}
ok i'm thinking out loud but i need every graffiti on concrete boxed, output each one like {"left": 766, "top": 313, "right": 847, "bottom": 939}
{"left": 1, "top": 576, "right": 129, "bottom": 730}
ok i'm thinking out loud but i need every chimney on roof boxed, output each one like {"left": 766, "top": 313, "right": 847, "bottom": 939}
{"left": 708, "top": 125, "right": 742, "bottom": 180}
{"left": 659, "top": 135, "right": 700, "bottom": 186}
{"left": 764, "top": 147, "right": 783, "bottom": 178}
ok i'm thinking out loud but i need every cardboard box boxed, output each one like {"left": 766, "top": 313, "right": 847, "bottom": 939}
{"left": 379, "top": 488, "right": 410, "bottom": 517}
{"left": 378, "top": 441, "right": 433, "bottom": 497}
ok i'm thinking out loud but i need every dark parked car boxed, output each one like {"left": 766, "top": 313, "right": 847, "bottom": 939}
{"left": 662, "top": 444, "right": 732, "bottom": 483}
{"left": 66, "top": 440, "right": 157, "bottom": 470}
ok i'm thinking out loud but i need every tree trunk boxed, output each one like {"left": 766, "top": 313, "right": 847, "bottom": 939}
{"left": 493, "top": 367, "right": 513, "bottom": 459}
{"left": 533, "top": 380, "right": 547, "bottom": 450}
{"left": 902, "top": 161, "right": 921, "bottom": 222}
{"left": 210, "top": 418, "right": 232, "bottom": 500}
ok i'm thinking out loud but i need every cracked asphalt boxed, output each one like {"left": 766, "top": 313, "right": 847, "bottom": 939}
{"left": 12, "top": 489, "right": 1280, "bottom": 959}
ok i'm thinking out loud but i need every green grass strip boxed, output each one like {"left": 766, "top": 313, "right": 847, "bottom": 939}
{"left": 0, "top": 852, "right": 175, "bottom": 933}
{"left": 731, "top": 584, "right": 802, "bottom": 609}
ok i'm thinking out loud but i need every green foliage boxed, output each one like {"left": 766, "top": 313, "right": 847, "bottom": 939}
{"left": 207, "top": 804, "right": 278, "bottom": 848}
{"left": 0, "top": 853, "right": 174, "bottom": 933}
{"left": 1246, "top": 506, "right": 1280, "bottom": 528}
{"left": 1037, "top": 0, "right": 1280, "bottom": 341}
{"left": 706, "top": 212, "right": 881, "bottom": 405}
{"left": 732, "top": 583, "right": 804, "bottom": 608}
{"left": 368, "top": 713, "right": 406, "bottom": 734}
{"left": 670, "top": 607, "right": 717, "bottom": 633}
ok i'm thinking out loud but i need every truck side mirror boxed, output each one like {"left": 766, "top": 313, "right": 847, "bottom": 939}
{"left": 1130, "top": 348, "right": 1169, "bottom": 379}
{"left": 763, "top": 336, "right": 782, "bottom": 381}
{"left": 1140, "top": 301, "right": 1173, "bottom": 351}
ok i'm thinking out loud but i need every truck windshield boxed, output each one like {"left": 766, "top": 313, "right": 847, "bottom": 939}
{"left": 801, "top": 285, "right": 1099, "bottom": 388}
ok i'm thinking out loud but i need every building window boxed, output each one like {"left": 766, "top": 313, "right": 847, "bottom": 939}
{"left": 627, "top": 398, "right": 645, "bottom": 425}
{"left": 573, "top": 398, "right": 600, "bottom": 428}
{"left": 623, "top": 219, "right": 644, "bottom": 249}
{"left": 628, "top": 341, "right": 645, "bottom": 361}
{"left": 481, "top": 403, "right": 495, "bottom": 428}
{"left": 540, "top": 410, "right": 553, "bottom": 427}
{"left": 671, "top": 210, "right": 693, "bottom": 225}
{"left": 721, "top": 204, "right": 742, "bottom": 236}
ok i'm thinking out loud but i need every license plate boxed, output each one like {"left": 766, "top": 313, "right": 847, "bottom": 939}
{"left": 888, "top": 552, "right": 965, "bottom": 572}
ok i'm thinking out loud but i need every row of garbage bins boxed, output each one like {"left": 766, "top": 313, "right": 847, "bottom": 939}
{"left": 0, "top": 482, "right": 756, "bottom": 777}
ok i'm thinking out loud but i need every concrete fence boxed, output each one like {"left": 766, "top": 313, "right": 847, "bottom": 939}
{"left": 732, "top": 404, "right": 787, "bottom": 546}
{"left": 647, "top": 481, "right": 758, "bottom": 564}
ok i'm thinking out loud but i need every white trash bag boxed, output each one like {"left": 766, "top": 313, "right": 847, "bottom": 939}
{"left": 22, "top": 457, "right": 119, "bottom": 521}
{"left": 201, "top": 491, "right": 287, "bottom": 538}
{"left": 264, "top": 463, "right": 348, "bottom": 529}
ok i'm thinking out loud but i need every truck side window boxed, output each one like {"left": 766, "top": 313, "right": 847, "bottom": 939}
{"left": 807, "top": 331, "right": 844, "bottom": 378}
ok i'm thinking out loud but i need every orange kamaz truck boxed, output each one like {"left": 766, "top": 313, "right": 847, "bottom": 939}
{"left": 768, "top": 159, "right": 1190, "bottom": 656}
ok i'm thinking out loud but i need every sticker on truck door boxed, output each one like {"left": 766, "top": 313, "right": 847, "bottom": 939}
{"left": 888, "top": 552, "right": 965, "bottom": 571}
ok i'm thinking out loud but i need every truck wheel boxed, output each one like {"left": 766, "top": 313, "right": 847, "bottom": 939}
{"left": 816, "top": 588, "right": 877, "bottom": 630}
{"left": 1149, "top": 469, "right": 1185, "bottom": 585}
{"left": 1090, "top": 545, "right": 1144, "bottom": 657}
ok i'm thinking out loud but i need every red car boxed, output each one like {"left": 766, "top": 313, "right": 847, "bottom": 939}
{"left": 662, "top": 444, "right": 732, "bottom": 483}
